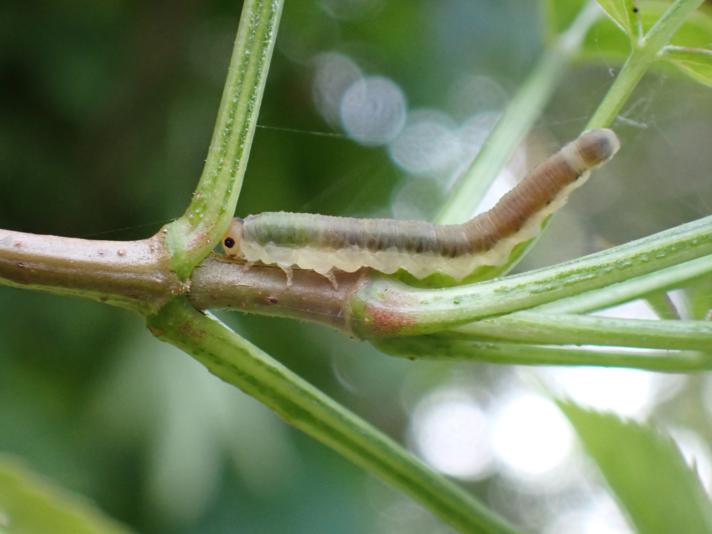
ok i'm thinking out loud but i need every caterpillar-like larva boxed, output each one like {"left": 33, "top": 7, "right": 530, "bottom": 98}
{"left": 222, "top": 128, "right": 619, "bottom": 283}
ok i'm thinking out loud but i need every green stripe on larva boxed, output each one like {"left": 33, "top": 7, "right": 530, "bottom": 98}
{"left": 223, "top": 129, "right": 620, "bottom": 281}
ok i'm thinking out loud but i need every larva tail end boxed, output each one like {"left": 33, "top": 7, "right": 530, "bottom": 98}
{"left": 222, "top": 217, "right": 244, "bottom": 258}
{"left": 576, "top": 128, "right": 620, "bottom": 167}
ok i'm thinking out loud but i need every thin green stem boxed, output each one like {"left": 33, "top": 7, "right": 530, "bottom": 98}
{"left": 633, "top": 0, "right": 645, "bottom": 43}
{"left": 538, "top": 253, "right": 712, "bottom": 314}
{"left": 436, "top": 1, "right": 601, "bottom": 225}
{"left": 164, "top": 0, "right": 283, "bottom": 279}
{"left": 148, "top": 299, "right": 519, "bottom": 534}
{"left": 586, "top": 52, "right": 648, "bottom": 128}
{"left": 644, "top": 291, "right": 681, "bottom": 320}
{"left": 587, "top": 0, "right": 705, "bottom": 128}
{"left": 377, "top": 334, "right": 711, "bottom": 372}
{"left": 662, "top": 44, "right": 712, "bottom": 59}
{"left": 456, "top": 313, "right": 712, "bottom": 351}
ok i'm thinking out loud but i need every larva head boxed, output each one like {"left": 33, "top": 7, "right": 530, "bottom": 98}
{"left": 222, "top": 217, "right": 244, "bottom": 258}
{"left": 573, "top": 128, "right": 620, "bottom": 168}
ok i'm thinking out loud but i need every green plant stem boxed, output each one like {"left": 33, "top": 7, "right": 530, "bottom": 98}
{"left": 350, "top": 215, "right": 712, "bottom": 337}
{"left": 587, "top": 0, "right": 705, "bottom": 128}
{"left": 436, "top": 1, "right": 601, "bottom": 224}
{"left": 537, "top": 253, "right": 712, "bottom": 314}
{"left": 456, "top": 313, "right": 712, "bottom": 351}
{"left": 377, "top": 335, "right": 711, "bottom": 372}
{"left": 164, "top": 0, "right": 283, "bottom": 279}
{"left": 644, "top": 291, "right": 681, "bottom": 319}
{"left": 147, "top": 299, "right": 520, "bottom": 534}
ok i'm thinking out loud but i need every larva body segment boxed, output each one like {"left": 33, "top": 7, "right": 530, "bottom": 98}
{"left": 223, "top": 129, "right": 620, "bottom": 280}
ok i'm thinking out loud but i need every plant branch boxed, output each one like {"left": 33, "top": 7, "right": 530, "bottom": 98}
{"left": 188, "top": 255, "right": 364, "bottom": 332}
{"left": 4, "top": 214, "right": 711, "bottom": 340}
{"left": 0, "top": 228, "right": 183, "bottom": 313}
{"left": 455, "top": 313, "right": 712, "bottom": 351}
{"left": 536, "top": 253, "right": 712, "bottom": 314}
{"left": 662, "top": 44, "right": 712, "bottom": 59}
{"left": 147, "top": 299, "right": 520, "bottom": 534}
{"left": 164, "top": 0, "right": 283, "bottom": 279}
{"left": 378, "top": 334, "right": 712, "bottom": 373}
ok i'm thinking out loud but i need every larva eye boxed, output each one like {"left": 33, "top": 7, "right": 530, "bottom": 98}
{"left": 221, "top": 217, "right": 244, "bottom": 258}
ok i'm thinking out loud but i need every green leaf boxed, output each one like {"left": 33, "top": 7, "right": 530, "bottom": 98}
{"left": 662, "top": 45, "right": 712, "bottom": 86}
{"left": 559, "top": 402, "right": 712, "bottom": 534}
{"left": 597, "top": 0, "right": 638, "bottom": 36}
{"left": 576, "top": 2, "right": 712, "bottom": 65}
{"left": 0, "top": 455, "right": 131, "bottom": 534}
{"left": 660, "top": 2, "right": 712, "bottom": 48}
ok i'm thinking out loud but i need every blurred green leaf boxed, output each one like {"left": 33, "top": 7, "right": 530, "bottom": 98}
{"left": 657, "top": 2, "right": 712, "bottom": 48}
{"left": 596, "top": 0, "right": 637, "bottom": 36}
{"left": 0, "top": 454, "right": 131, "bottom": 534}
{"left": 559, "top": 402, "right": 712, "bottom": 534}
{"left": 543, "top": 0, "right": 589, "bottom": 38}
{"left": 579, "top": 2, "right": 712, "bottom": 61}
{"left": 662, "top": 45, "right": 712, "bottom": 86}
{"left": 546, "top": 0, "right": 712, "bottom": 88}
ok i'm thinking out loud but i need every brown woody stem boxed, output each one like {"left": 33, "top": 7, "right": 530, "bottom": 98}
{"left": 188, "top": 255, "right": 364, "bottom": 332}
{"left": 0, "top": 228, "right": 185, "bottom": 313}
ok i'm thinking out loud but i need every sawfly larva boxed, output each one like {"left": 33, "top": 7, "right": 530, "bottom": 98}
{"left": 222, "top": 128, "right": 620, "bottom": 283}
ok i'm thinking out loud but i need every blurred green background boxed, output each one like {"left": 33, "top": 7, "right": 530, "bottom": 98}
{"left": 2, "top": 1, "right": 712, "bottom": 533}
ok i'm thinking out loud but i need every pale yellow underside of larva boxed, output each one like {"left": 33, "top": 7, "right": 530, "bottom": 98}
{"left": 239, "top": 174, "right": 587, "bottom": 280}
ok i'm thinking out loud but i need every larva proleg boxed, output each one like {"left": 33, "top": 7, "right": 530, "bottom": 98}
{"left": 222, "top": 129, "right": 620, "bottom": 281}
